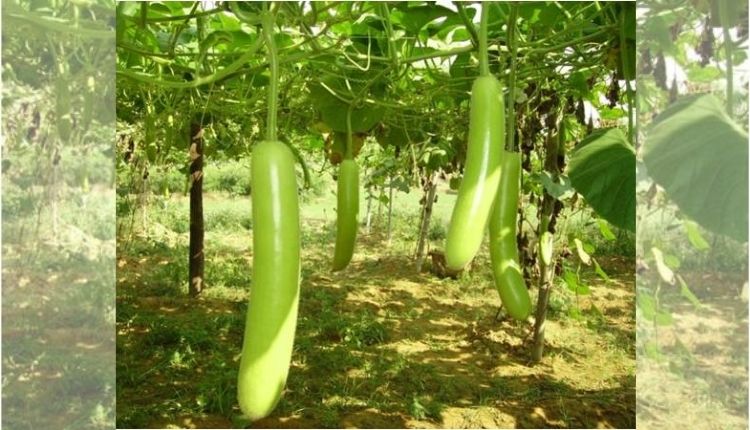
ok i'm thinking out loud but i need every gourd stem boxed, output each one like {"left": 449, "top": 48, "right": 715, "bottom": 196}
{"left": 262, "top": 10, "right": 279, "bottom": 142}
{"left": 719, "top": 0, "right": 734, "bottom": 114}
{"left": 479, "top": 2, "right": 489, "bottom": 77}
{"left": 619, "top": 7, "right": 635, "bottom": 144}
{"left": 506, "top": 3, "right": 519, "bottom": 151}
{"left": 345, "top": 105, "right": 353, "bottom": 160}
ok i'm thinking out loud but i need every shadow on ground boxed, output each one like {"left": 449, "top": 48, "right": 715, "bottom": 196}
{"left": 116, "top": 233, "right": 635, "bottom": 429}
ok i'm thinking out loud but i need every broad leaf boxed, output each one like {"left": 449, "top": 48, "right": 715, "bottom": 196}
{"left": 536, "top": 172, "right": 574, "bottom": 200}
{"left": 308, "top": 81, "right": 385, "bottom": 133}
{"left": 683, "top": 219, "right": 710, "bottom": 250}
{"left": 568, "top": 128, "right": 635, "bottom": 231}
{"left": 391, "top": 4, "right": 457, "bottom": 36}
{"left": 651, "top": 247, "right": 675, "bottom": 284}
{"left": 638, "top": 295, "right": 674, "bottom": 326}
{"left": 573, "top": 238, "right": 592, "bottom": 265}
{"left": 643, "top": 94, "right": 748, "bottom": 242}
{"left": 677, "top": 274, "right": 702, "bottom": 309}
{"left": 593, "top": 258, "right": 610, "bottom": 282}
{"left": 563, "top": 269, "right": 590, "bottom": 295}
{"left": 598, "top": 219, "right": 616, "bottom": 241}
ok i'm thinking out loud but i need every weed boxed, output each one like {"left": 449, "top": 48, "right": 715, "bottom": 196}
{"left": 114, "top": 190, "right": 636, "bottom": 429}
{"left": 342, "top": 313, "right": 389, "bottom": 347}
{"left": 408, "top": 395, "right": 443, "bottom": 421}
{"left": 317, "top": 405, "right": 340, "bottom": 428}
{"left": 428, "top": 221, "right": 447, "bottom": 241}
{"left": 196, "top": 366, "right": 237, "bottom": 415}
{"left": 143, "top": 316, "right": 182, "bottom": 346}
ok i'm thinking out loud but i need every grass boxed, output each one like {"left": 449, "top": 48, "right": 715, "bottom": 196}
{"left": 3, "top": 180, "right": 116, "bottom": 429}
{"left": 115, "top": 189, "right": 636, "bottom": 429}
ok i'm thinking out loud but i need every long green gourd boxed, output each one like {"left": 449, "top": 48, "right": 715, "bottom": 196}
{"left": 445, "top": 2, "right": 504, "bottom": 271}
{"left": 444, "top": 75, "right": 504, "bottom": 270}
{"left": 238, "top": 140, "right": 301, "bottom": 420}
{"left": 238, "top": 9, "right": 301, "bottom": 421}
{"left": 489, "top": 152, "right": 531, "bottom": 320}
{"left": 333, "top": 158, "right": 359, "bottom": 271}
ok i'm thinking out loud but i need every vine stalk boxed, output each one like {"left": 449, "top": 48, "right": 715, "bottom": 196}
{"left": 262, "top": 10, "right": 279, "bottom": 142}
{"left": 345, "top": 105, "right": 354, "bottom": 160}
{"left": 619, "top": 8, "right": 635, "bottom": 144}
{"left": 719, "top": 0, "right": 734, "bottom": 114}
{"left": 506, "top": 3, "right": 519, "bottom": 151}
{"left": 479, "top": 2, "right": 490, "bottom": 77}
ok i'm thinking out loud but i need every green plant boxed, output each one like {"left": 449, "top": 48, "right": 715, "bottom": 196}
{"left": 197, "top": 367, "right": 236, "bottom": 415}
{"left": 203, "top": 159, "right": 252, "bottom": 196}
{"left": 427, "top": 221, "right": 446, "bottom": 241}
{"left": 342, "top": 313, "right": 388, "bottom": 347}
{"left": 204, "top": 204, "right": 252, "bottom": 231}
{"left": 408, "top": 395, "right": 443, "bottom": 421}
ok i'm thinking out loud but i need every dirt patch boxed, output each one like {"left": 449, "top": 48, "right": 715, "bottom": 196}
{"left": 116, "top": 238, "right": 635, "bottom": 428}
{"left": 637, "top": 271, "right": 748, "bottom": 430}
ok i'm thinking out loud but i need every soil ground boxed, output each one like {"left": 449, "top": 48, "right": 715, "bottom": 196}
{"left": 636, "top": 271, "right": 748, "bottom": 430}
{"left": 116, "top": 213, "right": 636, "bottom": 429}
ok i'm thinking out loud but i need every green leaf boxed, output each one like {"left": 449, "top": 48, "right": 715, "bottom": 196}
{"left": 654, "top": 310, "right": 674, "bottom": 326}
{"left": 308, "top": 81, "right": 385, "bottom": 133}
{"left": 536, "top": 172, "right": 575, "bottom": 200}
{"left": 643, "top": 339, "right": 663, "bottom": 360}
{"left": 663, "top": 254, "right": 680, "bottom": 269}
{"left": 568, "top": 71, "right": 591, "bottom": 96}
{"left": 593, "top": 258, "right": 610, "bottom": 282}
{"left": 568, "top": 306, "right": 583, "bottom": 320}
{"left": 638, "top": 294, "right": 672, "bottom": 325}
{"left": 146, "top": 3, "right": 172, "bottom": 18}
{"left": 573, "top": 238, "right": 592, "bottom": 265}
{"left": 684, "top": 219, "right": 710, "bottom": 250}
{"left": 686, "top": 65, "right": 722, "bottom": 83}
{"left": 598, "top": 219, "right": 616, "bottom": 241}
{"left": 568, "top": 128, "right": 636, "bottom": 231}
{"left": 224, "top": 31, "right": 257, "bottom": 52}
{"left": 377, "top": 125, "right": 420, "bottom": 148}
{"left": 643, "top": 14, "right": 676, "bottom": 54}
{"left": 677, "top": 274, "right": 702, "bottom": 309}
{"left": 449, "top": 52, "right": 476, "bottom": 80}
{"left": 638, "top": 294, "right": 657, "bottom": 318}
{"left": 563, "top": 269, "right": 590, "bottom": 295}
{"left": 518, "top": 3, "right": 543, "bottom": 23}
{"left": 391, "top": 4, "right": 456, "bottom": 35}
{"left": 537, "top": 3, "right": 565, "bottom": 28}
{"left": 643, "top": 94, "right": 748, "bottom": 242}
{"left": 562, "top": 269, "right": 577, "bottom": 288}
{"left": 599, "top": 107, "right": 627, "bottom": 120}
{"left": 651, "top": 247, "right": 675, "bottom": 284}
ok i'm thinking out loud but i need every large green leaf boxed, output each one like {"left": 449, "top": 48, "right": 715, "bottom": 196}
{"left": 308, "top": 80, "right": 385, "bottom": 133}
{"left": 568, "top": 128, "right": 636, "bottom": 231}
{"left": 643, "top": 94, "right": 748, "bottom": 242}
{"left": 533, "top": 172, "right": 574, "bottom": 200}
{"left": 391, "top": 4, "right": 464, "bottom": 36}
{"left": 376, "top": 125, "right": 410, "bottom": 148}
